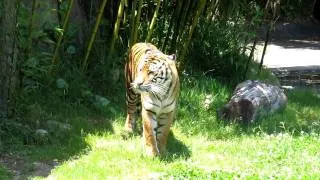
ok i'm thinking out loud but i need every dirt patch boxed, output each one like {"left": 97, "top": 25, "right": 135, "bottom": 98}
{"left": 0, "top": 154, "right": 58, "bottom": 179}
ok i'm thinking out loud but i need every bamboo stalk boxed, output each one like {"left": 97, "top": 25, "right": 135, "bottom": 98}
{"left": 129, "top": 0, "right": 137, "bottom": 47}
{"left": 172, "top": 0, "right": 191, "bottom": 53}
{"left": 204, "top": 0, "right": 213, "bottom": 16}
{"left": 243, "top": 37, "right": 257, "bottom": 80}
{"left": 162, "top": 0, "right": 182, "bottom": 52}
{"left": 161, "top": 12, "right": 174, "bottom": 52}
{"left": 259, "top": 0, "right": 280, "bottom": 73}
{"left": 207, "top": 0, "right": 219, "bottom": 21}
{"left": 146, "top": 0, "right": 161, "bottom": 42}
{"left": 51, "top": 0, "right": 74, "bottom": 67}
{"left": 179, "top": 0, "right": 207, "bottom": 69}
{"left": 157, "top": 0, "right": 168, "bottom": 46}
{"left": 169, "top": 0, "right": 183, "bottom": 52}
{"left": 82, "top": 0, "right": 108, "bottom": 72}
{"left": 123, "top": 0, "right": 128, "bottom": 25}
{"left": 132, "top": 0, "right": 143, "bottom": 45}
{"left": 27, "top": 0, "right": 36, "bottom": 57}
{"left": 106, "top": 0, "right": 125, "bottom": 63}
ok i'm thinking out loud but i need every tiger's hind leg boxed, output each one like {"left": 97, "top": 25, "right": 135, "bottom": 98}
{"left": 124, "top": 61, "right": 139, "bottom": 133}
{"left": 125, "top": 88, "right": 140, "bottom": 133}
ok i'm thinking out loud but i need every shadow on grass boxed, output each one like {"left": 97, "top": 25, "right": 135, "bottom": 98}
{"left": 286, "top": 89, "right": 320, "bottom": 107}
{"left": 162, "top": 131, "right": 191, "bottom": 162}
{"left": 0, "top": 95, "right": 117, "bottom": 179}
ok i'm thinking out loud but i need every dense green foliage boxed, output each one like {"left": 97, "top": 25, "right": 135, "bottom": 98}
{"left": 280, "top": 0, "right": 315, "bottom": 21}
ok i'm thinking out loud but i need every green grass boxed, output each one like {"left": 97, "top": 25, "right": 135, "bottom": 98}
{"left": 2, "top": 74, "right": 320, "bottom": 179}
{"left": 0, "top": 166, "right": 12, "bottom": 179}
{"left": 36, "top": 125, "right": 320, "bottom": 179}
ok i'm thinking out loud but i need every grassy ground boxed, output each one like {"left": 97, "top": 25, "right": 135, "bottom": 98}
{"left": 39, "top": 127, "right": 320, "bottom": 179}
{"left": 1, "top": 73, "right": 320, "bottom": 179}
{"left": 0, "top": 166, "right": 12, "bottom": 179}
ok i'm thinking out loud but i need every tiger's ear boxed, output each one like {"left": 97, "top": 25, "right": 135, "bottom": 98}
{"left": 145, "top": 49, "right": 152, "bottom": 55}
{"left": 167, "top": 54, "right": 176, "bottom": 62}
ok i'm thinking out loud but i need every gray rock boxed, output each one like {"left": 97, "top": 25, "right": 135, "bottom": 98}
{"left": 218, "top": 80, "right": 287, "bottom": 123}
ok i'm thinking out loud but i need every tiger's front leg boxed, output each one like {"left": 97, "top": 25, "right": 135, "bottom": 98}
{"left": 157, "top": 111, "right": 174, "bottom": 154}
{"left": 142, "top": 108, "right": 160, "bottom": 157}
{"left": 142, "top": 109, "right": 174, "bottom": 157}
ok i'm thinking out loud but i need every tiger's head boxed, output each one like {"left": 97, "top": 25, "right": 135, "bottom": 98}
{"left": 131, "top": 49, "right": 177, "bottom": 100}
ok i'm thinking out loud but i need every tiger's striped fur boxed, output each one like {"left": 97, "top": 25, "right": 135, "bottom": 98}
{"left": 125, "top": 43, "right": 179, "bottom": 157}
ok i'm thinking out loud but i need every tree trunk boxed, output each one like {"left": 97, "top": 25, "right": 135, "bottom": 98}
{"left": 218, "top": 80, "right": 287, "bottom": 123}
{"left": 0, "top": 0, "right": 19, "bottom": 120}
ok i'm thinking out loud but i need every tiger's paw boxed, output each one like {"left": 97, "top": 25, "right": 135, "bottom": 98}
{"left": 145, "top": 147, "right": 160, "bottom": 158}
{"left": 143, "top": 143, "right": 161, "bottom": 158}
{"left": 120, "top": 129, "right": 135, "bottom": 140}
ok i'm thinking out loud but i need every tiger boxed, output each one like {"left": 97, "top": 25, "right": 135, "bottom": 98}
{"left": 124, "top": 42, "right": 180, "bottom": 157}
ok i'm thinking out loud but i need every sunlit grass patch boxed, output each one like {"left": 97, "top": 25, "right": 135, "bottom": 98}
{"left": 40, "top": 126, "right": 320, "bottom": 179}
{"left": 256, "top": 89, "right": 320, "bottom": 134}
{"left": 44, "top": 126, "right": 195, "bottom": 179}
{"left": 177, "top": 74, "right": 320, "bottom": 138}
{"left": 177, "top": 75, "right": 234, "bottom": 137}
{"left": 193, "top": 133, "right": 320, "bottom": 178}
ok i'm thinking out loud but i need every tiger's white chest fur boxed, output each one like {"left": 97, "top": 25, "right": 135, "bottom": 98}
{"left": 142, "top": 94, "right": 176, "bottom": 115}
